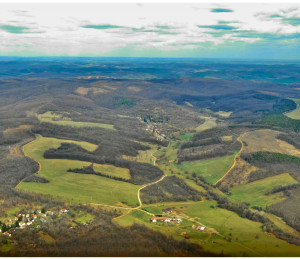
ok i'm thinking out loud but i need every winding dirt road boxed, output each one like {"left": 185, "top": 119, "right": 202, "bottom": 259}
{"left": 214, "top": 134, "right": 244, "bottom": 186}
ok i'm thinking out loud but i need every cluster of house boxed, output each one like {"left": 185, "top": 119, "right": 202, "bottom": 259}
{"left": 151, "top": 216, "right": 182, "bottom": 223}
{"left": 0, "top": 208, "right": 69, "bottom": 237}
{"left": 139, "top": 117, "right": 166, "bottom": 141}
{"left": 17, "top": 213, "right": 39, "bottom": 229}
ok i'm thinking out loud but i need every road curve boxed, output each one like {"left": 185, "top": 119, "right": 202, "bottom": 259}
{"left": 214, "top": 134, "right": 244, "bottom": 186}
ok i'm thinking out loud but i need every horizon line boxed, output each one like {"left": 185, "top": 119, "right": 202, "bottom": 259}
{"left": 1, "top": 56, "right": 300, "bottom": 62}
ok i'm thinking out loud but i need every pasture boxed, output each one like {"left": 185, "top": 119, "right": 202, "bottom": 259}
{"left": 180, "top": 133, "right": 194, "bottom": 142}
{"left": 195, "top": 116, "right": 217, "bottom": 132}
{"left": 242, "top": 129, "right": 300, "bottom": 158}
{"left": 37, "top": 111, "right": 115, "bottom": 130}
{"left": 285, "top": 99, "right": 300, "bottom": 120}
{"left": 176, "top": 152, "right": 237, "bottom": 184}
{"left": 18, "top": 135, "right": 140, "bottom": 206}
{"left": 229, "top": 173, "right": 298, "bottom": 208}
{"left": 116, "top": 200, "right": 300, "bottom": 256}
{"left": 93, "top": 163, "right": 131, "bottom": 180}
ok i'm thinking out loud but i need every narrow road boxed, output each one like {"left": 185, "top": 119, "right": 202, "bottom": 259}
{"left": 113, "top": 140, "right": 171, "bottom": 220}
{"left": 214, "top": 134, "right": 244, "bottom": 186}
{"left": 136, "top": 174, "right": 167, "bottom": 209}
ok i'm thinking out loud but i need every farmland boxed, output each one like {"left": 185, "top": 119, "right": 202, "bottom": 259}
{"left": 116, "top": 200, "right": 300, "bottom": 256}
{"left": 37, "top": 111, "right": 115, "bottom": 130}
{"left": 18, "top": 135, "right": 140, "bottom": 206}
{"left": 243, "top": 129, "right": 300, "bottom": 157}
{"left": 1, "top": 58, "right": 300, "bottom": 256}
{"left": 285, "top": 99, "right": 300, "bottom": 120}
{"left": 176, "top": 152, "right": 238, "bottom": 184}
{"left": 229, "top": 173, "right": 298, "bottom": 208}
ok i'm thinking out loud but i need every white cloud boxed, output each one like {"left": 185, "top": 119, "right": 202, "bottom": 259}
{"left": 0, "top": 3, "right": 299, "bottom": 56}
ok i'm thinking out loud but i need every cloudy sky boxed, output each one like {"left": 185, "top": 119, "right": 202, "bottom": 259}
{"left": 0, "top": 2, "right": 300, "bottom": 59}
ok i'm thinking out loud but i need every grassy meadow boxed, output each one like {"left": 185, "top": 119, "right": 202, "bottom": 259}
{"left": 115, "top": 200, "right": 300, "bottom": 256}
{"left": 285, "top": 99, "right": 300, "bottom": 120}
{"left": 37, "top": 111, "right": 115, "bottom": 130}
{"left": 176, "top": 152, "right": 238, "bottom": 184}
{"left": 229, "top": 173, "right": 298, "bottom": 208}
{"left": 18, "top": 135, "right": 140, "bottom": 206}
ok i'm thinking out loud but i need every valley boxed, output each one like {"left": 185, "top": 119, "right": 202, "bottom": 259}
{"left": 1, "top": 58, "right": 300, "bottom": 256}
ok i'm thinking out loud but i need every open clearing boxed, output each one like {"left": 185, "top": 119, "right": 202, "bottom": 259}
{"left": 93, "top": 163, "right": 131, "bottom": 180}
{"left": 115, "top": 200, "right": 300, "bottom": 256}
{"left": 243, "top": 129, "right": 300, "bottom": 157}
{"left": 37, "top": 111, "right": 115, "bottom": 130}
{"left": 285, "top": 99, "right": 300, "bottom": 120}
{"left": 123, "top": 143, "right": 158, "bottom": 165}
{"left": 195, "top": 116, "right": 217, "bottom": 132}
{"left": 18, "top": 135, "right": 139, "bottom": 206}
{"left": 177, "top": 152, "right": 238, "bottom": 184}
{"left": 215, "top": 111, "right": 232, "bottom": 118}
{"left": 229, "top": 173, "right": 298, "bottom": 208}
{"left": 180, "top": 133, "right": 194, "bottom": 142}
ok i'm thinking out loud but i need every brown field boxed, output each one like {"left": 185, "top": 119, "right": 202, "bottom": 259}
{"left": 75, "top": 87, "right": 109, "bottom": 96}
{"left": 3, "top": 125, "right": 31, "bottom": 136}
{"left": 259, "top": 90, "right": 280, "bottom": 96}
{"left": 195, "top": 116, "right": 217, "bottom": 132}
{"left": 127, "top": 86, "right": 141, "bottom": 92}
{"left": 215, "top": 111, "right": 232, "bottom": 118}
{"left": 219, "top": 157, "right": 258, "bottom": 188}
{"left": 243, "top": 129, "right": 300, "bottom": 157}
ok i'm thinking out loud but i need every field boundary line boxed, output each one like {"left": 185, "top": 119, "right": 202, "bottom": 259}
{"left": 15, "top": 135, "right": 42, "bottom": 189}
{"left": 214, "top": 134, "right": 244, "bottom": 186}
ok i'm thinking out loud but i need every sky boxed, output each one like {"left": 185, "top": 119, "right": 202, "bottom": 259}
{"left": 0, "top": 2, "right": 300, "bottom": 59}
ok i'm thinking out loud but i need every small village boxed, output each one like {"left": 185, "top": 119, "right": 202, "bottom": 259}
{"left": 137, "top": 116, "right": 167, "bottom": 141}
{"left": 0, "top": 207, "right": 69, "bottom": 239}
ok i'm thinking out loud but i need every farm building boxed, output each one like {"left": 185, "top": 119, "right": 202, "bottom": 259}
{"left": 151, "top": 217, "right": 169, "bottom": 223}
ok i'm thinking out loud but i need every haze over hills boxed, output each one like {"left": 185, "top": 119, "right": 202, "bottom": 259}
{"left": 0, "top": 58, "right": 300, "bottom": 256}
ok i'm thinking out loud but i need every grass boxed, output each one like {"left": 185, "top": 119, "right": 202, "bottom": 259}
{"left": 153, "top": 142, "right": 178, "bottom": 162}
{"left": 76, "top": 214, "right": 94, "bottom": 224}
{"left": 222, "top": 135, "right": 233, "bottom": 141}
{"left": 116, "top": 200, "right": 300, "bottom": 256}
{"left": 242, "top": 129, "right": 300, "bottom": 157}
{"left": 18, "top": 135, "right": 140, "bottom": 206}
{"left": 93, "top": 163, "right": 131, "bottom": 180}
{"left": 285, "top": 99, "right": 300, "bottom": 120}
{"left": 182, "top": 200, "right": 300, "bottom": 256}
{"left": 180, "top": 134, "right": 194, "bottom": 142}
{"left": 196, "top": 116, "right": 217, "bottom": 132}
{"left": 215, "top": 111, "right": 232, "bottom": 118}
{"left": 176, "top": 152, "right": 238, "bottom": 184}
{"left": 123, "top": 143, "right": 158, "bottom": 165}
{"left": 37, "top": 111, "right": 115, "bottom": 130}
{"left": 229, "top": 173, "right": 298, "bottom": 208}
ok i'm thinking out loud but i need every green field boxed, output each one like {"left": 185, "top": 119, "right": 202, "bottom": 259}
{"left": 229, "top": 173, "right": 298, "bottom": 208}
{"left": 38, "top": 111, "right": 115, "bottom": 130}
{"left": 153, "top": 142, "right": 178, "bottom": 162}
{"left": 180, "top": 133, "right": 194, "bottom": 142}
{"left": 116, "top": 200, "right": 300, "bottom": 256}
{"left": 176, "top": 152, "right": 238, "bottom": 184}
{"left": 285, "top": 99, "right": 300, "bottom": 120}
{"left": 93, "top": 163, "right": 131, "bottom": 180}
{"left": 18, "top": 135, "right": 139, "bottom": 206}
